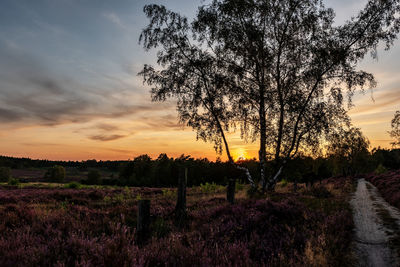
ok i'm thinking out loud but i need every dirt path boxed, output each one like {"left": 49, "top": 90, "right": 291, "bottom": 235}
{"left": 350, "top": 178, "right": 400, "bottom": 267}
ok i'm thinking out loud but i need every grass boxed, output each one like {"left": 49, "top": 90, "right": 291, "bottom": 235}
{"left": 366, "top": 181, "right": 400, "bottom": 258}
{"left": 373, "top": 201, "right": 400, "bottom": 257}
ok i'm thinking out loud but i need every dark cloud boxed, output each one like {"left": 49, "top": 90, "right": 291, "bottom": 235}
{"left": 141, "top": 114, "right": 182, "bottom": 130}
{"left": 94, "top": 123, "right": 121, "bottom": 131}
{"left": 0, "top": 42, "right": 173, "bottom": 128}
{"left": 88, "top": 134, "right": 126, "bottom": 141}
{"left": 0, "top": 107, "right": 23, "bottom": 122}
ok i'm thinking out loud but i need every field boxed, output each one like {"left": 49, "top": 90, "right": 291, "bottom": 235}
{"left": 0, "top": 178, "right": 355, "bottom": 267}
{"left": 366, "top": 169, "right": 400, "bottom": 209}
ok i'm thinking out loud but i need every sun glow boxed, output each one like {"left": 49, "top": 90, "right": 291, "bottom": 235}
{"left": 233, "top": 148, "right": 248, "bottom": 161}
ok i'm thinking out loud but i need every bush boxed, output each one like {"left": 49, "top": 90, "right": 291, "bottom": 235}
{"left": 86, "top": 170, "right": 102, "bottom": 185}
{"left": 374, "top": 164, "right": 387, "bottom": 174}
{"left": 235, "top": 181, "right": 245, "bottom": 192}
{"left": 8, "top": 178, "right": 19, "bottom": 186}
{"left": 246, "top": 185, "right": 262, "bottom": 199}
{"left": 0, "top": 167, "right": 11, "bottom": 182}
{"left": 65, "top": 182, "right": 82, "bottom": 189}
{"left": 162, "top": 189, "right": 176, "bottom": 198}
{"left": 279, "top": 179, "right": 288, "bottom": 187}
{"left": 45, "top": 165, "right": 65, "bottom": 183}
{"left": 199, "top": 182, "right": 224, "bottom": 193}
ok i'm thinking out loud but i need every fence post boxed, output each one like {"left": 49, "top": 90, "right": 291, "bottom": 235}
{"left": 175, "top": 167, "right": 187, "bottom": 225}
{"left": 227, "top": 178, "right": 235, "bottom": 204}
{"left": 136, "top": 199, "right": 150, "bottom": 245}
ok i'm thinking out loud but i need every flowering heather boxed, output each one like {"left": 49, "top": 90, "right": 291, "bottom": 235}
{"left": 366, "top": 169, "right": 400, "bottom": 209}
{"left": 0, "top": 183, "right": 353, "bottom": 266}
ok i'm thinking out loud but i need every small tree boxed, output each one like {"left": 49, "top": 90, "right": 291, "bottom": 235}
{"left": 389, "top": 110, "right": 400, "bottom": 147}
{"left": 327, "top": 127, "right": 370, "bottom": 176}
{"left": 0, "top": 167, "right": 11, "bottom": 182}
{"left": 46, "top": 165, "right": 65, "bottom": 183}
{"left": 87, "top": 170, "right": 102, "bottom": 185}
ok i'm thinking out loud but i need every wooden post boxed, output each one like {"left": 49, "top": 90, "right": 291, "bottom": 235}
{"left": 175, "top": 167, "right": 187, "bottom": 225}
{"left": 136, "top": 199, "right": 150, "bottom": 245}
{"left": 227, "top": 179, "right": 235, "bottom": 204}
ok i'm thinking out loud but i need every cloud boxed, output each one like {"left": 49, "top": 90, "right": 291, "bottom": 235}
{"left": 349, "top": 89, "right": 400, "bottom": 117}
{"left": 88, "top": 134, "right": 126, "bottom": 141}
{"left": 139, "top": 114, "right": 182, "bottom": 131}
{"left": 0, "top": 41, "right": 174, "bottom": 130}
{"left": 105, "top": 148, "right": 132, "bottom": 154}
{"left": 0, "top": 107, "right": 23, "bottom": 122}
{"left": 94, "top": 123, "right": 121, "bottom": 132}
{"left": 20, "top": 142, "right": 60, "bottom": 147}
{"left": 102, "top": 12, "right": 127, "bottom": 30}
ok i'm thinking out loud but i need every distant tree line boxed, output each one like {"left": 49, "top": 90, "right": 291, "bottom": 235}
{"left": 1, "top": 147, "right": 399, "bottom": 187}
{"left": 0, "top": 156, "right": 123, "bottom": 172}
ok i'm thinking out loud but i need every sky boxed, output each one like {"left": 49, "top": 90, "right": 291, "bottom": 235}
{"left": 0, "top": 0, "right": 399, "bottom": 161}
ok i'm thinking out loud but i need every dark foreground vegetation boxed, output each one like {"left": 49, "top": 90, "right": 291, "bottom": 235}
{"left": 0, "top": 177, "right": 354, "bottom": 266}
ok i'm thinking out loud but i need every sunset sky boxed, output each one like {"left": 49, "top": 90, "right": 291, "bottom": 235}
{"left": 0, "top": 0, "right": 399, "bottom": 161}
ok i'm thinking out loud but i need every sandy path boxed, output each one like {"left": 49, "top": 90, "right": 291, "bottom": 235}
{"left": 350, "top": 178, "right": 400, "bottom": 267}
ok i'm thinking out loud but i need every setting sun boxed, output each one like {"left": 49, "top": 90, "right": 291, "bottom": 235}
{"left": 233, "top": 148, "right": 249, "bottom": 161}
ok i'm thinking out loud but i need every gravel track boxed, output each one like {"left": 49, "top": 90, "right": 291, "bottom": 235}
{"left": 351, "top": 178, "right": 400, "bottom": 267}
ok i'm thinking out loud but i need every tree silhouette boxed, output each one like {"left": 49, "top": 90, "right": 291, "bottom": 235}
{"left": 327, "top": 127, "right": 370, "bottom": 176}
{"left": 140, "top": 0, "right": 400, "bottom": 191}
{"left": 389, "top": 110, "right": 400, "bottom": 147}
{"left": 139, "top": 5, "right": 255, "bottom": 186}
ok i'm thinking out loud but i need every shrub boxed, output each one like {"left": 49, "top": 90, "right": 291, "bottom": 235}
{"left": 8, "top": 178, "right": 19, "bottom": 186}
{"left": 86, "top": 170, "right": 102, "bottom": 185}
{"left": 65, "top": 182, "right": 82, "bottom": 189}
{"left": 374, "top": 164, "right": 387, "bottom": 174}
{"left": 235, "top": 181, "right": 245, "bottom": 192}
{"left": 199, "top": 182, "right": 224, "bottom": 194}
{"left": 162, "top": 189, "right": 176, "bottom": 198}
{"left": 45, "top": 165, "right": 66, "bottom": 183}
{"left": 280, "top": 179, "right": 288, "bottom": 187}
{"left": 0, "top": 167, "right": 11, "bottom": 182}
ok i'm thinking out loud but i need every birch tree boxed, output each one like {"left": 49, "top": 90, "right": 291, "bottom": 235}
{"left": 194, "top": 0, "right": 400, "bottom": 190}
{"left": 139, "top": 5, "right": 255, "bottom": 186}
{"left": 389, "top": 110, "right": 400, "bottom": 147}
{"left": 140, "top": 0, "right": 400, "bottom": 191}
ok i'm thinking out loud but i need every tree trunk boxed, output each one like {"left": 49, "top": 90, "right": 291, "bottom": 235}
{"left": 265, "top": 165, "right": 283, "bottom": 191}
{"left": 216, "top": 114, "right": 256, "bottom": 188}
{"left": 235, "top": 165, "right": 255, "bottom": 188}
{"left": 259, "top": 85, "right": 267, "bottom": 191}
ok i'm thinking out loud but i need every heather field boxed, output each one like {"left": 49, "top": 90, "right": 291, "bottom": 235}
{"left": 0, "top": 179, "right": 354, "bottom": 267}
{"left": 366, "top": 170, "right": 400, "bottom": 209}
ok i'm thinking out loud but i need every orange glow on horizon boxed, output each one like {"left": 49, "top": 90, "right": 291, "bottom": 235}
{"left": 232, "top": 148, "right": 249, "bottom": 162}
